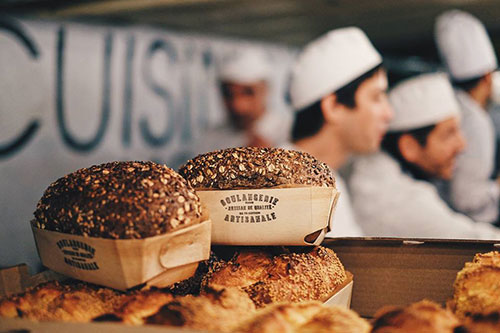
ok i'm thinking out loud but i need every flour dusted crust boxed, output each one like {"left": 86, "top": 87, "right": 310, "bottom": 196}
{"left": 203, "top": 246, "right": 347, "bottom": 307}
{"left": 372, "top": 300, "right": 461, "bottom": 333}
{"left": 450, "top": 251, "right": 500, "bottom": 319}
{"left": 34, "top": 161, "right": 204, "bottom": 239}
{"left": 179, "top": 147, "right": 336, "bottom": 190}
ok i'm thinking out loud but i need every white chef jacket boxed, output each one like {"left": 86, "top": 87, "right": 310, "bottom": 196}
{"left": 280, "top": 143, "right": 364, "bottom": 237}
{"left": 348, "top": 152, "right": 500, "bottom": 240}
{"left": 448, "top": 90, "right": 500, "bottom": 223}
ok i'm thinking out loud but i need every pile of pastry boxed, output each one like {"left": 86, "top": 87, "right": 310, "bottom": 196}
{"left": 2, "top": 250, "right": 500, "bottom": 332}
{"left": 0, "top": 245, "right": 364, "bottom": 332}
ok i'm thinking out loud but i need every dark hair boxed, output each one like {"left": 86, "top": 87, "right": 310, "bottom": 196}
{"left": 451, "top": 75, "right": 483, "bottom": 93}
{"left": 382, "top": 124, "right": 436, "bottom": 179}
{"left": 291, "top": 64, "right": 382, "bottom": 141}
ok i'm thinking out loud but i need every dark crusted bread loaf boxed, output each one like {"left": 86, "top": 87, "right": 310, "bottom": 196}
{"left": 34, "top": 161, "right": 204, "bottom": 239}
{"left": 178, "top": 147, "right": 335, "bottom": 190}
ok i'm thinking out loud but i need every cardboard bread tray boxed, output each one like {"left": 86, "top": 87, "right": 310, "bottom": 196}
{"left": 197, "top": 186, "right": 339, "bottom": 246}
{"left": 31, "top": 220, "right": 211, "bottom": 290}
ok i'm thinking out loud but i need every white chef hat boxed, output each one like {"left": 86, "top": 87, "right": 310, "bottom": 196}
{"left": 389, "top": 73, "right": 461, "bottom": 132}
{"left": 289, "top": 27, "right": 382, "bottom": 110}
{"left": 435, "top": 10, "right": 498, "bottom": 81}
{"left": 218, "top": 48, "right": 271, "bottom": 84}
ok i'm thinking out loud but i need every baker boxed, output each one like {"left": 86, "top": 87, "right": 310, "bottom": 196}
{"left": 285, "top": 27, "right": 393, "bottom": 237}
{"left": 435, "top": 10, "right": 500, "bottom": 224}
{"left": 349, "top": 73, "right": 500, "bottom": 239}
{"left": 196, "top": 48, "right": 291, "bottom": 153}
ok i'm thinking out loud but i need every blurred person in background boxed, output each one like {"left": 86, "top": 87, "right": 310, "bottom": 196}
{"left": 196, "top": 48, "right": 291, "bottom": 154}
{"left": 435, "top": 10, "right": 500, "bottom": 224}
{"left": 285, "top": 27, "right": 393, "bottom": 237}
{"left": 349, "top": 73, "right": 500, "bottom": 240}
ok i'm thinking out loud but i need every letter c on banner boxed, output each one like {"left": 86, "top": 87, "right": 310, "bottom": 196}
{"left": 0, "top": 18, "right": 40, "bottom": 159}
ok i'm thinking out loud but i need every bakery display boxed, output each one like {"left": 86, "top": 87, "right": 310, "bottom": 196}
{"left": 8, "top": 153, "right": 498, "bottom": 332}
{"left": 234, "top": 301, "right": 370, "bottom": 333}
{"left": 371, "top": 300, "right": 461, "bottom": 333}
{"left": 34, "top": 161, "right": 205, "bottom": 239}
{"left": 203, "top": 246, "right": 347, "bottom": 307}
{"left": 178, "top": 147, "right": 335, "bottom": 190}
{"left": 450, "top": 251, "right": 500, "bottom": 319}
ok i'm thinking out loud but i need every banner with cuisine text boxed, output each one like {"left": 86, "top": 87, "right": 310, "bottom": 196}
{"left": 0, "top": 17, "right": 296, "bottom": 271}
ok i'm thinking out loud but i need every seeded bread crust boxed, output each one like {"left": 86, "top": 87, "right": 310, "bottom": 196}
{"left": 179, "top": 147, "right": 335, "bottom": 190}
{"left": 34, "top": 161, "right": 204, "bottom": 239}
{"left": 203, "top": 246, "right": 347, "bottom": 308}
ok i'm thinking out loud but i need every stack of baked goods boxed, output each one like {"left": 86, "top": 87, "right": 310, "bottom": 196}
{"left": 0, "top": 280, "right": 369, "bottom": 332}
{"left": 1, "top": 148, "right": 359, "bottom": 331}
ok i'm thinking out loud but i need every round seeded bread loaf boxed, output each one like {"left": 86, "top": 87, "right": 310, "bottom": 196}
{"left": 34, "top": 161, "right": 204, "bottom": 239}
{"left": 179, "top": 147, "right": 336, "bottom": 190}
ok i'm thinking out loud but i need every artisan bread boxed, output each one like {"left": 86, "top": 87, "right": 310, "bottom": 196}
{"left": 234, "top": 301, "right": 370, "bottom": 333}
{"left": 450, "top": 251, "right": 500, "bottom": 319}
{"left": 0, "top": 280, "right": 126, "bottom": 322}
{"left": 34, "top": 161, "right": 205, "bottom": 239}
{"left": 203, "top": 246, "right": 347, "bottom": 307}
{"left": 178, "top": 147, "right": 336, "bottom": 190}
{"left": 371, "top": 300, "right": 461, "bottom": 333}
{"left": 144, "top": 286, "right": 256, "bottom": 332}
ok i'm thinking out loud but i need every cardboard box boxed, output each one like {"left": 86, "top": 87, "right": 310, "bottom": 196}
{"left": 324, "top": 237, "right": 500, "bottom": 317}
{"left": 31, "top": 220, "right": 211, "bottom": 290}
{"left": 197, "top": 187, "right": 339, "bottom": 246}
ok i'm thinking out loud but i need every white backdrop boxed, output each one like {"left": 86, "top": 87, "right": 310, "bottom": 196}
{"left": 0, "top": 17, "right": 296, "bottom": 272}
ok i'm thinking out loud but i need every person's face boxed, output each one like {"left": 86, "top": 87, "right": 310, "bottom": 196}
{"left": 408, "top": 117, "right": 466, "bottom": 180}
{"left": 220, "top": 81, "right": 268, "bottom": 130}
{"left": 337, "top": 70, "right": 393, "bottom": 153}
